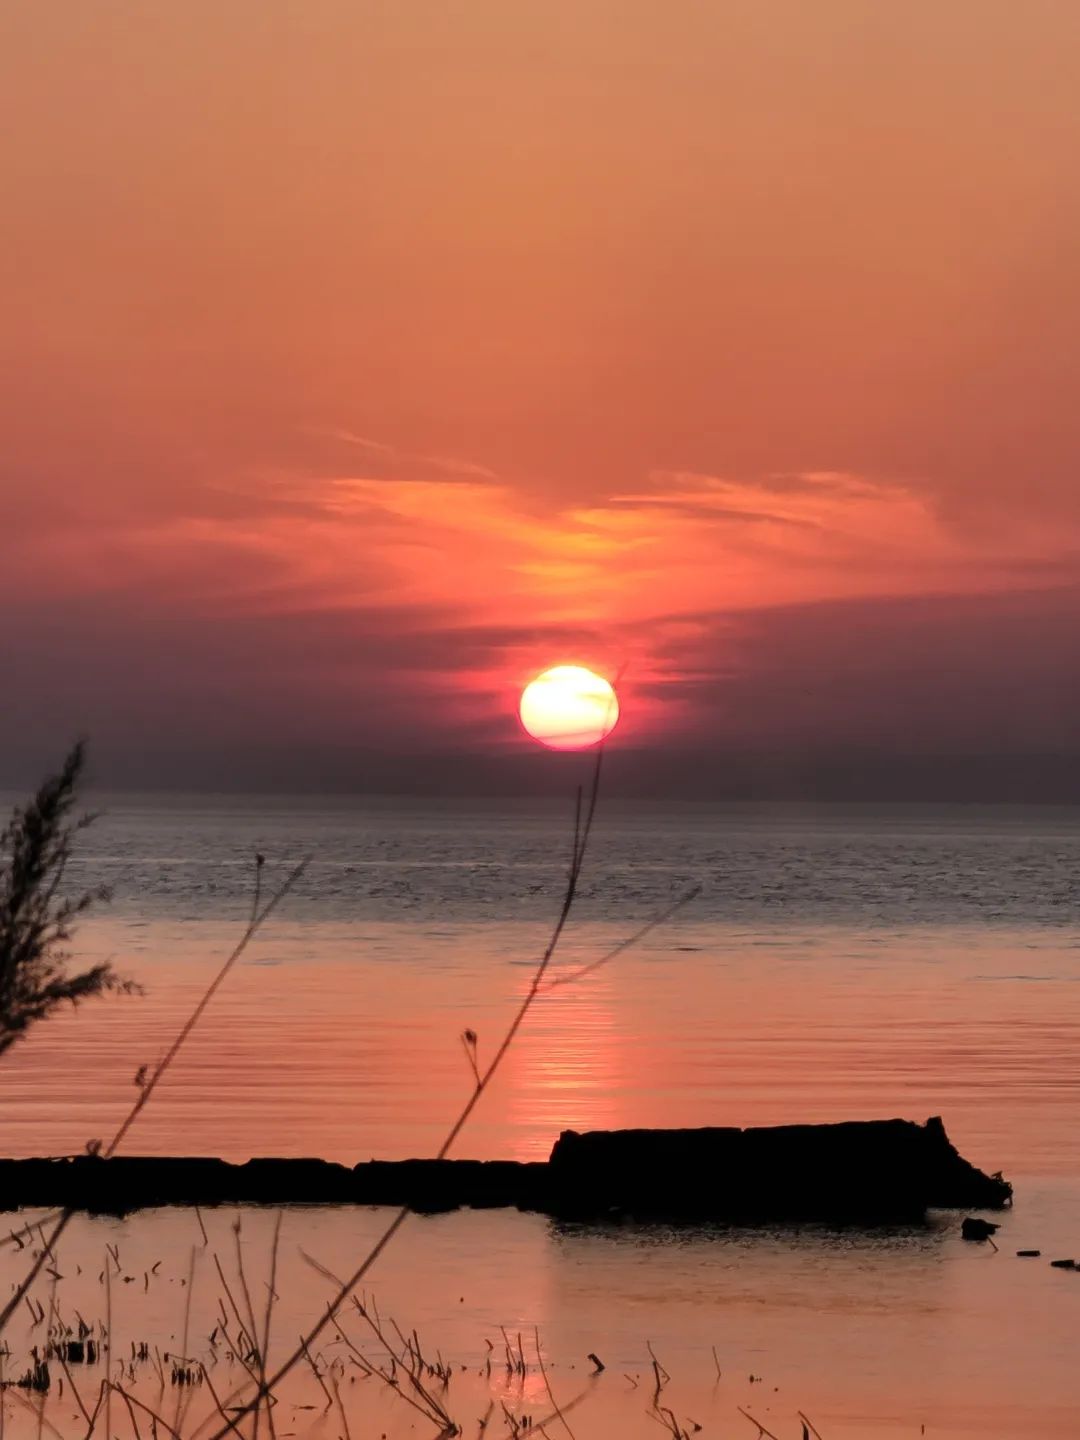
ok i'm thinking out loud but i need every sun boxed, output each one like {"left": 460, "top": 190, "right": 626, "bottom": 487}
{"left": 518, "top": 665, "right": 620, "bottom": 750}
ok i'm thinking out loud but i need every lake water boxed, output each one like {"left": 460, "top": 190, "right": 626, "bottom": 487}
{"left": 2, "top": 794, "right": 1080, "bottom": 1437}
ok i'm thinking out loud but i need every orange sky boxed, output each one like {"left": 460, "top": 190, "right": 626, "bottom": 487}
{"left": 2, "top": 2, "right": 1080, "bottom": 790}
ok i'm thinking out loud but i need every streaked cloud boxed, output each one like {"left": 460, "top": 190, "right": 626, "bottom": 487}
{"left": 306, "top": 428, "right": 501, "bottom": 483}
{"left": 7, "top": 460, "right": 1078, "bottom": 755}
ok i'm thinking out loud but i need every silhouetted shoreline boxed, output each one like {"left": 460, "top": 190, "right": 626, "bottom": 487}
{"left": 0, "top": 1117, "right": 1010, "bottom": 1221}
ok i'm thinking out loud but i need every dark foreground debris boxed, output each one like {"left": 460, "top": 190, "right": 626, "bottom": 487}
{"left": 960, "top": 1217, "right": 999, "bottom": 1242}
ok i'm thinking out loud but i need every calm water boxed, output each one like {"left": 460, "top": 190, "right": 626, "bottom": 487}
{"left": 3, "top": 795, "right": 1080, "bottom": 1437}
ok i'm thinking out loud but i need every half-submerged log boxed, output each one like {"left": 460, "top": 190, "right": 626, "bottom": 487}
{"left": 0, "top": 1117, "right": 1010, "bottom": 1221}
{"left": 546, "top": 1117, "right": 1012, "bottom": 1220}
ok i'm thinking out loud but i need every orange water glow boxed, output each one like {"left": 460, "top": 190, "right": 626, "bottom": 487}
{"left": 4, "top": 910, "right": 1080, "bottom": 1436}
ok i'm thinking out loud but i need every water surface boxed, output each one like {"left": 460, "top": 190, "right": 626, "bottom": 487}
{"left": 2, "top": 796, "right": 1079, "bottom": 1436}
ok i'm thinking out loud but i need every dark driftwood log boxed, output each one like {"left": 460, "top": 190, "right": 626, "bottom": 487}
{"left": 546, "top": 1117, "right": 1011, "bottom": 1220}
{"left": 0, "top": 1117, "right": 1010, "bottom": 1221}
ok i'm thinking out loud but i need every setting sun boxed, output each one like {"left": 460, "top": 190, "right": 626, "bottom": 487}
{"left": 518, "top": 665, "right": 620, "bottom": 750}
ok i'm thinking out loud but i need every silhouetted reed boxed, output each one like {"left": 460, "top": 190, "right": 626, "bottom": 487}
{"left": 0, "top": 838, "right": 309, "bottom": 1337}
{"left": 206, "top": 753, "right": 698, "bottom": 1439}
{"left": 0, "top": 742, "right": 137, "bottom": 1060}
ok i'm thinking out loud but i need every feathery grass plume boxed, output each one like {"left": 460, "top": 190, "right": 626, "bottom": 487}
{"left": 0, "top": 742, "right": 137, "bottom": 1058}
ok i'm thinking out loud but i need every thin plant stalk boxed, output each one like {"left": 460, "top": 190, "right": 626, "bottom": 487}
{"left": 211, "top": 1251, "right": 258, "bottom": 1368}
{"left": 534, "top": 1328, "right": 576, "bottom": 1440}
{"left": 111, "top": 1384, "right": 184, "bottom": 1440}
{"left": 296, "top": 1339, "right": 333, "bottom": 1409}
{"left": 542, "top": 886, "right": 701, "bottom": 991}
{"left": 5, "top": 1390, "right": 65, "bottom": 1440}
{"left": 251, "top": 1213, "right": 282, "bottom": 1440}
{"left": 51, "top": 1343, "right": 93, "bottom": 1429}
{"left": 0, "top": 857, "right": 309, "bottom": 1339}
{"left": 209, "top": 738, "right": 697, "bottom": 1440}
{"left": 737, "top": 1409, "right": 784, "bottom": 1440}
{"left": 171, "top": 1248, "right": 197, "bottom": 1437}
{"left": 104, "top": 1256, "right": 112, "bottom": 1440}
{"left": 199, "top": 1362, "right": 247, "bottom": 1439}
{"left": 79, "top": 1380, "right": 108, "bottom": 1440}
{"left": 204, "top": 750, "right": 609, "bottom": 1438}
{"left": 114, "top": 1382, "right": 144, "bottom": 1440}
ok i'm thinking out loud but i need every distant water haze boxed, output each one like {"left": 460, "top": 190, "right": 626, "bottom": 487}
{"left": 5, "top": 795, "right": 1079, "bottom": 1173}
